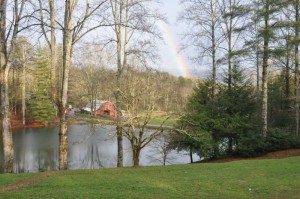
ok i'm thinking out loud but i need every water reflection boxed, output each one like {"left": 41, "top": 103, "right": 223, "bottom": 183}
{"left": 7, "top": 125, "right": 199, "bottom": 173}
{"left": 13, "top": 127, "right": 59, "bottom": 173}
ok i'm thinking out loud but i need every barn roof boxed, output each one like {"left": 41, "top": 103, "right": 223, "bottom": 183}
{"left": 82, "top": 100, "right": 109, "bottom": 112}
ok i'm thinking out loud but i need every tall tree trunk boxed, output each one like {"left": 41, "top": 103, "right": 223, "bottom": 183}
{"left": 227, "top": 0, "right": 233, "bottom": 91}
{"left": 261, "top": 0, "right": 270, "bottom": 138}
{"left": 285, "top": 40, "right": 290, "bottom": 101}
{"left": 22, "top": 48, "right": 26, "bottom": 125}
{"left": 0, "top": 0, "right": 14, "bottom": 173}
{"left": 295, "top": 0, "right": 300, "bottom": 136}
{"left": 1, "top": 68, "right": 14, "bottom": 173}
{"left": 49, "top": 0, "right": 57, "bottom": 107}
{"left": 132, "top": 145, "right": 140, "bottom": 167}
{"left": 116, "top": 67, "right": 123, "bottom": 167}
{"left": 189, "top": 145, "right": 193, "bottom": 163}
{"left": 228, "top": 137, "right": 233, "bottom": 153}
{"left": 210, "top": 0, "right": 217, "bottom": 99}
{"left": 255, "top": 1, "right": 260, "bottom": 97}
{"left": 59, "top": 0, "right": 74, "bottom": 170}
{"left": 115, "top": 71, "right": 124, "bottom": 166}
{"left": 256, "top": 44, "right": 260, "bottom": 96}
{"left": 115, "top": 0, "right": 124, "bottom": 167}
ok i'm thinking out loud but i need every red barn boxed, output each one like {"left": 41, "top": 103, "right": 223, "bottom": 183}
{"left": 95, "top": 101, "right": 117, "bottom": 118}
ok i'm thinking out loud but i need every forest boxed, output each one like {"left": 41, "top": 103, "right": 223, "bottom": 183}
{"left": 171, "top": 0, "right": 300, "bottom": 161}
{"left": 1, "top": 0, "right": 300, "bottom": 174}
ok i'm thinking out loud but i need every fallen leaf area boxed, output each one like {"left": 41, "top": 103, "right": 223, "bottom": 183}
{"left": 205, "top": 149, "right": 300, "bottom": 163}
{"left": 10, "top": 113, "right": 80, "bottom": 129}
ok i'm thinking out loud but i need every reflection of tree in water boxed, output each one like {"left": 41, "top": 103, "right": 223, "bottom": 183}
{"left": 81, "top": 143, "right": 103, "bottom": 169}
{"left": 71, "top": 124, "right": 115, "bottom": 145}
{"left": 15, "top": 147, "right": 26, "bottom": 173}
{"left": 35, "top": 149, "right": 58, "bottom": 172}
{"left": 70, "top": 124, "right": 118, "bottom": 169}
{"left": 147, "top": 132, "right": 176, "bottom": 166}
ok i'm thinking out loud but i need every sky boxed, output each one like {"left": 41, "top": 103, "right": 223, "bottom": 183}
{"left": 157, "top": 0, "right": 198, "bottom": 78}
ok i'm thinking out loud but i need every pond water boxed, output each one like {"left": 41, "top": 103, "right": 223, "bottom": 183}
{"left": 1, "top": 125, "right": 199, "bottom": 173}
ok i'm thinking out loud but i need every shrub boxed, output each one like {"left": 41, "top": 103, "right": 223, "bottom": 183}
{"left": 236, "top": 129, "right": 300, "bottom": 158}
{"left": 236, "top": 133, "right": 267, "bottom": 157}
{"left": 265, "top": 128, "right": 300, "bottom": 151}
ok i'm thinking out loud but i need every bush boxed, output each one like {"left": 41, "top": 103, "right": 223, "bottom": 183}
{"left": 236, "top": 133, "right": 267, "bottom": 157}
{"left": 236, "top": 129, "right": 300, "bottom": 158}
{"left": 265, "top": 128, "right": 300, "bottom": 151}
{"left": 289, "top": 136, "right": 300, "bottom": 148}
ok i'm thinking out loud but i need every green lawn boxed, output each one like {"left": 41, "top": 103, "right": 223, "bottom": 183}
{"left": 148, "top": 116, "right": 178, "bottom": 126}
{"left": 77, "top": 114, "right": 178, "bottom": 126}
{"left": 1, "top": 157, "right": 300, "bottom": 198}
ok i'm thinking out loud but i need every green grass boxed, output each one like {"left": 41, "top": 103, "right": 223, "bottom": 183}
{"left": 78, "top": 113, "right": 178, "bottom": 127}
{"left": 0, "top": 173, "right": 39, "bottom": 189}
{"left": 148, "top": 116, "right": 178, "bottom": 126}
{"left": 78, "top": 113, "right": 178, "bottom": 125}
{"left": 1, "top": 157, "right": 300, "bottom": 198}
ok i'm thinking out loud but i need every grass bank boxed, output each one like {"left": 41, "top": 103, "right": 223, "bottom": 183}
{"left": 78, "top": 113, "right": 178, "bottom": 127}
{"left": 1, "top": 157, "right": 300, "bottom": 198}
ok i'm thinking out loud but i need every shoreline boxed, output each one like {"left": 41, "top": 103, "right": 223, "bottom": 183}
{"left": 10, "top": 115, "right": 173, "bottom": 131}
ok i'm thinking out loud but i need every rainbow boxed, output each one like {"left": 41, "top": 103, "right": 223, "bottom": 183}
{"left": 158, "top": 21, "right": 190, "bottom": 78}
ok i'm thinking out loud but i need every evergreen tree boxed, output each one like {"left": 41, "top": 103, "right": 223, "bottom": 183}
{"left": 268, "top": 72, "right": 293, "bottom": 130}
{"left": 174, "top": 80, "right": 215, "bottom": 159}
{"left": 175, "top": 62, "right": 257, "bottom": 158}
{"left": 28, "top": 49, "right": 55, "bottom": 123}
{"left": 216, "top": 62, "right": 258, "bottom": 153}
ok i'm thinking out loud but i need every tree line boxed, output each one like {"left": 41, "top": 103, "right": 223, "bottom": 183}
{"left": 169, "top": 0, "right": 300, "bottom": 160}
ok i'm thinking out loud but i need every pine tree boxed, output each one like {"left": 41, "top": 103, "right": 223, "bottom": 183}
{"left": 175, "top": 80, "right": 215, "bottom": 158}
{"left": 176, "top": 61, "right": 257, "bottom": 158}
{"left": 218, "top": 61, "right": 258, "bottom": 153}
{"left": 254, "top": 0, "right": 289, "bottom": 137}
{"left": 28, "top": 49, "right": 55, "bottom": 124}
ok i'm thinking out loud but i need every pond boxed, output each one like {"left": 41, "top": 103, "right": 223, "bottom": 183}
{"left": 1, "top": 125, "right": 199, "bottom": 173}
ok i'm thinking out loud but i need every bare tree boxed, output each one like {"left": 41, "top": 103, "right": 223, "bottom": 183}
{"left": 76, "top": 47, "right": 108, "bottom": 115}
{"left": 0, "top": 0, "right": 25, "bottom": 173}
{"left": 14, "top": 37, "right": 32, "bottom": 125}
{"left": 56, "top": 0, "right": 109, "bottom": 170}
{"left": 293, "top": 0, "right": 300, "bottom": 136}
{"left": 109, "top": 0, "right": 163, "bottom": 167}
{"left": 180, "top": 0, "right": 221, "bottom": 98}
{"left": 70, "top": 53, "right": 115, "bottom": 110}
{"left": 148, "top": 132, "right": 174, "bottom": 166}
{"left": 121, "top": 66, "right": 171, "bottom": 166}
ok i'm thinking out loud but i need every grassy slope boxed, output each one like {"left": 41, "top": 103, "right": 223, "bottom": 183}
{"left": 1, "top": 157, "right": 300, "bottom": 199}
{"left": 78, "top": 114, "right": 178, "bottom": 127}
{"left": 148, "top": 116, "right": 178, "bottom": 126}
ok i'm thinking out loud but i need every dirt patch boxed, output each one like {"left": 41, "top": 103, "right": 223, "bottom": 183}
{"left": 0, "top": 171, "right": 62, "bottom": 193}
